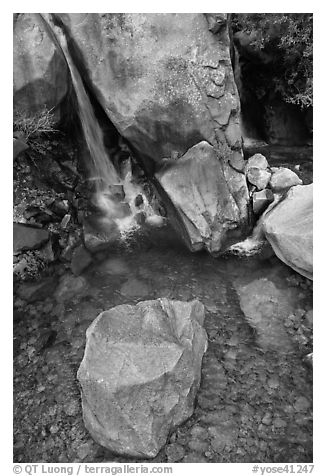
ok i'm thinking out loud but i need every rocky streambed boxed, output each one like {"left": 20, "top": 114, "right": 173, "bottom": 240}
{"left": 13, "top": 224, "right": 312, "bottom": 463}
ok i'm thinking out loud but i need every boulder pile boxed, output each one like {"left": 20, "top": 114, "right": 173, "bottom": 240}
{"left": 242, "top": 152, "right": 312, "bottom": 280}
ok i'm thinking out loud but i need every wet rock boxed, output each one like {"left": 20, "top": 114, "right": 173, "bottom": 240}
{"left": 99, "top": 258, "right": 130, "bottom": 275}
{"left": 55, "top": 274, "right": 88, "bottom": 302}
{"left": 234, "top": 277, "right": 296, "bottom": 351}
{"left": 253, "top": 189, "right": 274, "bottom": 215}
{"left": 135, "top": 194, "right": 144, "bottom": 207}
{"left": 16, "top": 276, "right": 58, "bottom": 303}
{"left": 269, "top": 167, "right": 303, "bottom": 192}
{"left": 107, "top": 184, "right": 125, "bottom": 200}
{"left": 120, "top": 278, "right": 150, "bottom": 298}
{"left": 156, "top": 141, "right": 249, "bottom": 253}
{"left": 246, "top": 168, "right": 271, "bottom": 190}
{"left": 262, "top": 184, "right": 312, "bottom": 279}
{"left": 83, "top": 217, "right": 120, "bottom": 253}
{"left": 144, "top": 215, "right": 165, "bottom": 228}
{"left": 14, "top": 223, "right": 50, "bottom": 253}
{"left": 71, "top": 245, "right": 92, "bottom": 276}
{"left": 13, "top": 138, "right": 28, "bottom": 160}
{"left": 77, "top": 298, "right": 207, "bottom": 458}
{"left": 50, "top": 199, "right": 70, "bottom": 218}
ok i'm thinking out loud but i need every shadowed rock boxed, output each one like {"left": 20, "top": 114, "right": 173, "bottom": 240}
{"left": 13, "top": 13, "right": 68, "bottom": 118}
{"left": 13, "top": 223, "right": 50, "bottom": 253}
{"left": 77, "top": 298, "right": 207, "bottom": 458}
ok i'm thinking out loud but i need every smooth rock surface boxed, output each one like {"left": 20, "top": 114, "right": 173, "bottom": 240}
{"left": 262, "top": 184, "right": 312, "bottom": 279}
{"left": 77, "top": 298, "right": 207, "bottom": 458}
{"left": 13, "top": 223, "right": 50, "bottom": 253}
{"left": 156, "top": 141, "right": 249, "bottom": 253}
{"left": 269, "top": 167, "right": 303, "bottom": 192}
{"left": 13, "top": 13, "right": 68, "bottom": 117}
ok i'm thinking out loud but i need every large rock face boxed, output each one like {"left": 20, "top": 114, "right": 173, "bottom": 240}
{"left": 77, "top": 299, "right": 208, "bottom": 458}
{"left": 56, "top": 13, "right": 250, "bottom": 252}
{"left": 262, "top": 184, "right": 313, "bottom": 280}
{"left": 13, "top": 13, "right": 68, "bottom": 118}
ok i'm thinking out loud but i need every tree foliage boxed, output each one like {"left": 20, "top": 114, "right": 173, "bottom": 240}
{"left": 231, "top": 14, "right": 313, "bottom": 109}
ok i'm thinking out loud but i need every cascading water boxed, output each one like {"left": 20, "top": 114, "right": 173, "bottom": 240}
{"left": 39, "top": 14, "right": 160, "bottom": 238}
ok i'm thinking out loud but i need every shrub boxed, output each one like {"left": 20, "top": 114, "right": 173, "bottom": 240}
{"left": 13, "top": 106, "right": 58, "bottom": 153}
{"left": 231, "top": 13, "right": 313, "bottom": 109}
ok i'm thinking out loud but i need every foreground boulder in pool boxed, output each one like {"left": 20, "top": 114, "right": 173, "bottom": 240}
{"left": 262, "top": 184, "right": 313, "bottom": 280}
{"left": 56, "top": 13, "right": 250, "bottom": 252}
{"left": 77, "top": 299, "right": 207, "bottom": 458}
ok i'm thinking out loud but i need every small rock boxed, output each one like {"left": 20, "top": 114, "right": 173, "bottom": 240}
{"left": 55, "top": 274, "right": 88, "bottom": 302}
{"left": 71, "top": 245, "right": 92, "bottom": 276}
{"left": 63, "top": 399, "right": 80, "bottom": 417}
{"left": 108, "top": 184, "right": 125, "bottom": 200}
{"left": 269, "top": 167, "right": 302, "bottom": 192}
{"left": 60, "top": 214, "right": 71, "bottom": 229}
{"left": 77, "top": 441, "right": 94, "bottom": 460}
{"left": 188, "top": 439, "right": 209, "bottom": 452}
{"left": 273, "top": 417, "right": 287, "bottom": 428}
{"left": 135, "top": 194, "right": 144, "bottom": 207}
{"left": 267, "top": 376, "right": 279, "bottom": 389}
{"left": 261, "top": 412, "right": 272, "bottom": 425}
{"left": 245, "top": 153, "right": 269, "bottom": 171}
{"left": 293, "top": 396, "right": 311, "bottom": 412}
{"left": 165, "top": 443, "right": 185, "bottom": 462}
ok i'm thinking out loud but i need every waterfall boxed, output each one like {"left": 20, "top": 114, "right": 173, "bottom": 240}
{"left": 38, "top": 14, "right": 162, "bottom": 237}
